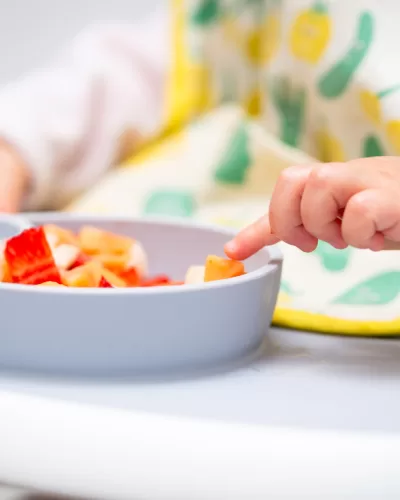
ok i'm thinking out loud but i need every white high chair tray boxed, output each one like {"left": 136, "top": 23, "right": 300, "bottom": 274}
{"left": 0, "top": 328, "right": 400, "bottom": 500}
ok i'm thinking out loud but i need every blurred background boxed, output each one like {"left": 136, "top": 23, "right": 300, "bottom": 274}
{"left": 0, "top": 3, "right": 163, "bottom": 500}
{"left": 0, "top": 0, "right": 161, "bottom": 83}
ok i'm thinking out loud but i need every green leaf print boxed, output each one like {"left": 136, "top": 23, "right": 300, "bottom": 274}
{"left": 270, "top": 77, "right": 306, "bottom": 148}
{"left": 318, "top": 11, "right": 374, "bottom": 99}
{"left": 280, "top": 280, "right": 300, "bottom": 295}
{"left": 363, "top": 134, "right": 385, "bottom": 157}
{"left": 143, "top": 190, "right": 196, "bottom": 218}
{"left": 191, "top": 0, "right": 221, "bottom": 26}
{"left": 314, "top": 241, "right": 352, "bottom": 272}
{"left": 214, "top": 122, "right": 251, "bottom": 185}
{"left": 332, "top": 271, "right": 400, "bottom": 305}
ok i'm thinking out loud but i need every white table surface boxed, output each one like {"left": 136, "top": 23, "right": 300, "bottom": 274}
{"left": 0, "top": 328, "right": 400, "bottom": 500}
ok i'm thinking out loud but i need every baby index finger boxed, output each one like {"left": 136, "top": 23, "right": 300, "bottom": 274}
{"left": 224, "top": 215, "right": 280, "bottom": 260}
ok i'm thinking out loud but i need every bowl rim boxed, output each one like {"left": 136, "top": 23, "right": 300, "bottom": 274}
{"left": 0, "top": 213, "right": 283, "bottom": 296}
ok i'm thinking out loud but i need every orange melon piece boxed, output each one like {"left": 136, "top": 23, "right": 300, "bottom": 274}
{"left": 79, "top": 226, "right": 133, "bottom": 255}
{"left": 100, "top": 268, "right": 127, "bottom": 288}
{"left": 63, "top": 262, "right": 100, "bottom": 287}
{"left": 1, "top": 261, "right": 12, "bottom": 283}
{"left": 118, "top": 267, "right": 140, "bottom": 287}
{"left": 63, "top": 261, "right": 126, "bottom": 288}
{"left": 94, "top": 252, "right": 130, "bottom": 272}
{"left": 44, "top": 224, "right": 78, "bottom": 247}
{"left": 204, "top": 255, "right": 245, "bottom": 282}
{"left": 38, "top": 281, "right": 65, "bottom": 287}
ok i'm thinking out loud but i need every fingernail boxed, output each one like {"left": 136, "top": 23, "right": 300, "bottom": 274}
{"left": 225, "top": 240, "right": 238, "bottom": 255}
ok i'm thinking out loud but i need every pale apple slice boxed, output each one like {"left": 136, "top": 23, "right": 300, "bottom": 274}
{"left": 127, "top": 241, "right": 148, "bottom": 278}
{"left": 53, "top": 244, "right": 81, "bottom": 271}
{"left": 185, "top": 265, "right": 205, "bottom": 285}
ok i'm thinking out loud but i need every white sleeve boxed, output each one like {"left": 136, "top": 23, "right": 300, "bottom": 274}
{"left": 0, "top": 7, "right": 170, "bottom": 210}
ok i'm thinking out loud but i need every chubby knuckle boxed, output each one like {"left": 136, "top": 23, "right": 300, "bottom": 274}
{"left": 348, "top": 191, "right": 377, "bottom": 219}
{"left": 279, "top": 166, "right": 299, "bottom": 184}
{"left": 307, "top": 165, "right": 334, "bottom": 189}
{"left": 279, "top": 165, "right": 309, "bottom": 184}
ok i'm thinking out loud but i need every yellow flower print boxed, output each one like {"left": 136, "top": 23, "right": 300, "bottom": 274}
{"left": 358, "top": 85, "right": 400, "bottom": 154}
{"left": 386, "top": 120, "right": 400, "bottom": 154}
{"left": 289, "top": 1, "right": 331, "bottom": 64}
{"left": 360, "top": 90, "right": 381, "bottom": 125}
{"left": 246, "top": 9, "right": 281, "bottom": 65}
{"left": 359, "top": 85, "right": 400, "bottom": 126}
{"left": 315, "top": 127, "right": 345, "bottom": 162}
{"left": 244, "top": 86, "right": 263, "bottom": 117}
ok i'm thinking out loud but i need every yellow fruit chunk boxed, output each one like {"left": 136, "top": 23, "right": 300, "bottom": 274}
{"left": 63, "top": 262, "right": 100, "bottom": 288}
{"left": 204, "top": 255, "right": 245, "bottom": 282}
{"left": 44, "top": 224, "right": 78, "bottom": 247}
{"left": 101, "top": 268, "right": 127, "bottom": 288}
{"left": 79, "top": 226, "right": 133, "bottom": 255}
{"left": 94, "top": 253, "right": 130, "bottom": 273}
{"left": 38, "top": 282, "right": 65, "bottom": 287}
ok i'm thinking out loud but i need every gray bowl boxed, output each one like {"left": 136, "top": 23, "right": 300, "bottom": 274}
{"left": 0, "top": 214, "right": 283, "bottom": 376}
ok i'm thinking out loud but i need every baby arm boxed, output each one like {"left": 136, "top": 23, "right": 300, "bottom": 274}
{"left": 0, "top": 6, "right": 168, "bottom": 211}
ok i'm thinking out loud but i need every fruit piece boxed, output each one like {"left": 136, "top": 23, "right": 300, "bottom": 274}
{"left": 5, "top": 227, "right": 62, "bottom": 285}
{"left": 101, "top": 268, "right": 127, "bottom": 287}
{"left": 204, "top": 255, "right": 245, "bottom": 282}
{"left": 63, "top": 261, "right": 126, "bottom": 288}
{"left": 119, "top": 267, "right": 140, "bottom": 287}
{"left": 127, "top": 241, "right": 148, "bottom": 277}
{"left": 79, "top": 226, "right": 133, "bottom": 255}
{"left": 53, "top": 244, "right": 81, "bottom": 271}
{"left": 99, "top": 277, "right": 113, "bottom": 288}
{"left": 63, "top": 262, "right": 100, "bottom": 288}
{"left": 0, "top": 241, "right": 11, "bottom": 283}
{"left": 38, "top": 282, "right": 65, "bottom": 287}
{"left": 94, "top": 253, "right": 130, "bottom": 273}
{"left": 1, "top": 261, "right": 12, "bottom": 283}
{"left": 141, "top": 275, "right": 171, "bottom": 287}
{"left": 69, "top": 252, "right": 91, "bottom": 270}
{"left": 44, "top": 224, "right": 78, "bottom": 247}
{"left": 185, "top": 265, "right": 205, "bottom": 285}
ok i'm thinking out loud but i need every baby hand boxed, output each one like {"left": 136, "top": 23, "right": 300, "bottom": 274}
{"left": 225, "top": 157, "right": 400, "bottom": 259}
{"left": 0, "top": 141, "right": 28, "bottom": 212}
